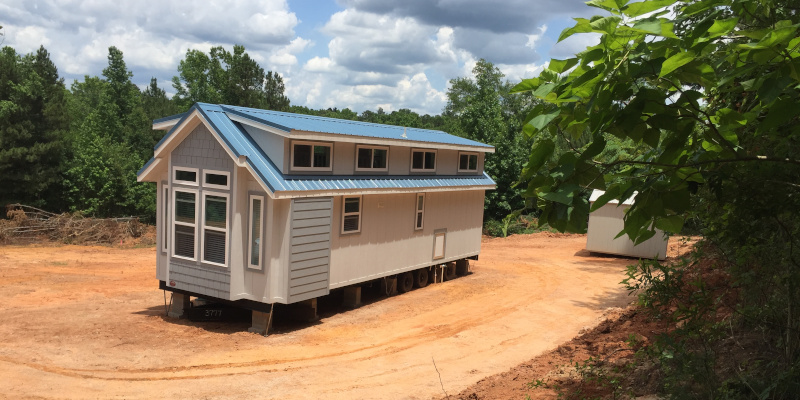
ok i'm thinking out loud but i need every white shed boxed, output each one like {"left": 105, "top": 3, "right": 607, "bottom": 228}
{"left": 586, "top": 189, "right": 668, "bottom": 260}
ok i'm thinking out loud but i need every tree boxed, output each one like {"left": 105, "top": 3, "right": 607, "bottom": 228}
{"left": 515, "top": 0, "right": 800, "bottom": 395}
{"left": 0, "top": 46, "right": 69, "bottom": 208}
{"left": 172, "top": 45, "right": 290, "bottom": 111}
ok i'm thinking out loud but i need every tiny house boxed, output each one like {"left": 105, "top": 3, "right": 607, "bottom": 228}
{"left": 137, "top": 103, "right": 495, "bottom": 333}
{"left": 586, "top": 189, "right": 668, "bottom": 260}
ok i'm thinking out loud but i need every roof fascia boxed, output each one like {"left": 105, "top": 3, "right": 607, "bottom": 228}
{"left": 223, "top": 110, "right": 292, "bottom": 138}
{"left": 288, "top": 130, "right": 496, "bottom": 153}
{"left": 136, "top": 157, "right": 163, "bottom": 182}
{"left": 152, "top": 116, "right": 184, "bottom": 131}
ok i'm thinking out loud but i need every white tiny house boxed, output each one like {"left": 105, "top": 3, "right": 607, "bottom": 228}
{"left": 138, "top": 103, "right": 495, "bottom": 333}
{"left": 586, "top": 189, "right": 669, "bottom": 260}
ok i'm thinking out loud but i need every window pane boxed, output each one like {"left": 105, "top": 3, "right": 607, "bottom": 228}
{"left": 175, "top": 170, "right": 196, "bottom": 182}
{"left": 412, "top": 151, "right": 424, "bottom": 169}
{"left": 313, "top": 145, "right": 331, "bottom": 168}
{"left": 205, "top": 195, "right": 227, "bottom": 228}
{"left": 459, "top": 154, "right": 469, "bottom": 170}
{"left": 175, "top": 224, "right": 195, "bottom": 258}
{"left": 424, "top": 152, "right": 436, "bottom": 169}
{"left": 373, "top": 149, "right": 387, "bottom": 169}
{"left": 469, "top": 154, "right": 478, "bottom": 170}
{"left": 417, "top": 195, "right": 424, "bottom": 210}
{"left": 344, "top": 197, "right": 360, "bottom": 213}
{"left": 205, "top": 173, "right": 228, "bottom": 187}
{"left": 204, "top": 230, "right": 226, "bottom": 264}
{"left": 357, "top": 148, "right": 372, "bottom": 169}
{"left": 343, "top": 215, "right": 360, "bottom": 232}
{"left": 293, "top": 144, "right": 312, "bottom": 167}
{"left": 416, "top": 212, "right": 423, "bottom": 229}
{"left": 250, "top": 199, "right": 261, "bottom": 266}
{"left": 175, "top": 192, "right": 195, "bottom": 223}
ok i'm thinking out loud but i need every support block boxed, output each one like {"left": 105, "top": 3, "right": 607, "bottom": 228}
{"left": 342, "top": 286, "right": 362, "bottom": 308}
{"left": 248, "top": 310, "right": 272, "bottom": 335}
{"left": 291, "top": 298, "right": 318, "bottom": 322}
{"left": 456, "top": 259, "right": 470, "bottom": 276}
{"left": 168, "top": 292, "right": 191, "bottom": 319}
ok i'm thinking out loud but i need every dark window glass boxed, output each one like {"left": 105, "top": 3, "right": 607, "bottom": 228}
{"left": 412, "top": 151, "right": 424, "bottom": 169}
{"left": 468, "top": 154, "right": 478, "bottom": 170}
{"left": 416, "top": 213, "right": 423, "bottom": 229}
{"left": 293, "top": 144, "right": 312, "bottom": 167}
{"left": 459, "top": 154, "right": 469, "bottom": 170}
{"left": 357, "top": 148, "right": 372, "bottom": 169}
{"left": 424, "top": 152, "right": 436, "bottom": 169}
{"left": 175, "top": 170, "right": 196, "bottom": 183}
{"left": 174, "top": 225, "right": 195, "bottom": 258}
{"left": 175, "top": 192, "right": 195, "bottom": 223}
{"left": 250, "top": 198, "right": 261, "bottom": 266}
{"left": 313, "top": 145, "right": 331, "bottom": 168}
{"left": 205, "top": 173, "right": 228, "bottom": 187}
{"left": 344, "top": 197, "right": 360, "bottom": 213}
{"left": 204, "top": 196, "right": 227, "bottom": 229}
{"left": 204, "top": 230, "right": 226, "bottom": 264}
{"left": 373, "top": 149, "right": 387, "bottom": 169}
{"left": 343, "top": 215, "right": 360, "bottom": 232}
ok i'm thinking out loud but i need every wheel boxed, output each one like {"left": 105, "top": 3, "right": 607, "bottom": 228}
{"left": 414, "top": 268, "right": 429, "bottom": 288}
{"left": 444, "top": 262, "right": 457, "bottom": 280}
{"left": 456, "top": 259, "right": 470, "bottom": 276}
{"left": 398, "top": 272, "right": 414, "bottom": 293}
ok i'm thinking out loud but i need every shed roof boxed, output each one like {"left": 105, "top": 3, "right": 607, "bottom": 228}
{"left": 138, "top": 103, "right": 496, "bottom": 198}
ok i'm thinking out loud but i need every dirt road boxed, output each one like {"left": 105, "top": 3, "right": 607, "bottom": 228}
{"left": 0, "top": 233, "right": 635, "bottom": 399}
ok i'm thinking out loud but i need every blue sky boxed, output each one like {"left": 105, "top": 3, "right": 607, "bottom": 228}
{"left": 2, "top": 0, "right": 602, "bottom": 115}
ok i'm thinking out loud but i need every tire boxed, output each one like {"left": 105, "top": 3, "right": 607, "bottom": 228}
{"left": 444, "top": 262, "right": 457, "bottom": 280}
{"left": 414, "top": 268, "right": 429, "bottom": 288}
{"left": 398, "top": 272, "right": 414, "bottom": 293}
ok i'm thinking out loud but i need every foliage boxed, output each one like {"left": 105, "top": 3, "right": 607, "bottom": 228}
{"left": 171, "top": 44, "right": 290, "bottom": 111}
{"left": 446, "top": 59, "right": 536, "bottom": 221}
{"left": 515, "top": 0, "right": 800, "bottom": 397}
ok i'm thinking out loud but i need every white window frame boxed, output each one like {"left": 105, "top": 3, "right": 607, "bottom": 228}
{"left": 458, "top": 151, "right": 479, "bottom": 172}
{"left": 248, "top": 194, "right": 265, "bottom": 270}
{"left": 200, "top": 191, "right": 230, "bottom": 267}
{"left": 161, "top": 184, "right": 169, "bottom": 253}
{"left": 173, "top": 166, "right": 199, "bottom": 186}
{"left": 171, "top": 187, "right": 199, "bottom": 262}
{"left": 202, "top": 169, "right": 230, "bottom": 190}
{"left": 290, "top": 140, "right": 334, "bottom": 172}
{"left": 415, "top": 193, "right": 425, "bottom": 231}
{"left": 341, "top": 195, "right": 362, "bottom": 234}
{"left": 355, "top": 145, "right": 389, "bottom": 172}
{"left": 410, "top": 149, "right": 437, "bottom": 172}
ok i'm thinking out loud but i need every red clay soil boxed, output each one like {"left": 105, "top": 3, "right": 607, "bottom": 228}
{"left": 0, "top": 233, "right": 691, "bottom": 399}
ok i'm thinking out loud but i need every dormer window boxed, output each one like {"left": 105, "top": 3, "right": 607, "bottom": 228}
{"left": 458, "top": 152, "right": 479, "bottom": 172}
{"left": 291, "top": 141, "right": 333, "bottom": 171}
{"left": 411, "top": 149, "right": 436, "bottom": 172}
{"left": 356, "top": 145, "right": 389, "bottom": 172}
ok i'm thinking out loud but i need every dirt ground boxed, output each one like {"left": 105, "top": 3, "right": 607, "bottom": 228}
{"left": 0, "top": 233, "right": 667, "bottom": 399}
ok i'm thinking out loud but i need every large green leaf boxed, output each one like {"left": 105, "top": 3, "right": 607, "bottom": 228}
{"left": 528, "top": 109, "right": 561, "bottom": 131}
{"left": 623, "top": 0, "right": 677, "bottom": 17}
{"left": 659, "top": 51, "right": 696, "bottom": 77}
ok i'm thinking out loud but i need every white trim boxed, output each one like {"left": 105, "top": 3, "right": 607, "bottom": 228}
{"left": 162, "top": 184, "right": 169, "bottom": 253}
{"left": 433, "top": 231, "right": 447, "bottom": 260}
{"left": 341, "top": 195, "right": 362, "bottom": 234}
{"left": 355, "top": 145, "right": 389, "bottom": 172}
{"left": 172, "top": 187, "right": 198, "bottom": 261}
{"left": 458, "top": 151, "right": 480, "bottom": 172}
{"left": 154, "top": 109, "right": 203, "bottom": 158}
{"left": 248, "top": 195, "right": 265, "bottom": 270}
{"left": 415, "top": 193, "right": 425, "bottom": 230}
{"left": 203, "top": 169, "right": 230, "bottom": 190}
{"left": 200, "top": 191, "right": 230, "bottom": 267}
{"left": 152, "top": 117, "right": 182, "bottom": 131}
{"left": 290, "top": 140, "right": 334, "bottom": 172}
{"left": 137, "top": 158, "right": 163, "bottom": 182}
{"left": 173, "top": 166, "right": 199, "bottom": 186}
{"left": 410, "top": 149, "right": 437, "bottom": 172}
{"left": 227, "top": 113, "right": 291, "bottom": 137}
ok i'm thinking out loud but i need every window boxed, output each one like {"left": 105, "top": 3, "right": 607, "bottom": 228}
{"left": 203, "top": 170, "right": 230, "bottom": 190}
{"left": 291, "top": 141, "right": 333, "bottom": 171}
{"left": 356, "top": 145, "right": 389, "bottom": 171}
{"left": 341, "top": 196, "right": 362, "bottom": 234}
{"left": 248, "top": 195, "right": 264, "bottom": 269}
{"left": 411, "top": 149, "right": 436, "bottom": 172}
{"left": 202, "top": 193, "right": 229, "bottom": 266}
{"left": 458, "top": 152, "right": 479, "bottom": 172}
{"left": 174, "top": 167, "right": 198, "bottom": 185}
{"left": 415, "top": 193, "right": 425, "bottom": 230}
{"left": 162, "top": 185, "right": 169, "bottom": 253}
{"left": 173, "top": 189, "right": 198, "bottom": 260}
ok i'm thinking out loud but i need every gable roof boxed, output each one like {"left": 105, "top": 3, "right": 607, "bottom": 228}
{"left": 138, "top": 103, "right": 496, "bottom": 198}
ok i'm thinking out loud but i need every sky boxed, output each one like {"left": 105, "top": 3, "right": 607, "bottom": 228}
{"left": 1, "top": 0, "right": 602, "bottom": 116}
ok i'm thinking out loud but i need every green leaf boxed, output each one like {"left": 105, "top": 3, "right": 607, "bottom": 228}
{"left": 548, "top": 58, "right": 579, "bottom": 73}
{"left": 631, "top": 17, "right": 678, "bottom": 38}
{"left": 623, "top": 0, "right": 677, "bottom": 18}
{"left": 527, "top": 138, "right": 556, "bottom": 173}
{"left": 706, "top": 18, "right": 738, "bottom": 39}
{"left": 659, "top": 51, "right": 696, "bottom": 77}
{"left": 528, "top": 109, "right": 561, "bottom": 131}
{"left": 655, "top": 215, "right": 683, "bottom": 233}
{"left": 510, "top": 78, "right": 540, "bottom": 94}
{"left": 559, "top": 18, "right": 594, "bottom": 42}
{"left": 587, "top": 0, "right": 623, "bottom": 13}
{"left": 590, "top": 16, "right": 623, "bottom": 34}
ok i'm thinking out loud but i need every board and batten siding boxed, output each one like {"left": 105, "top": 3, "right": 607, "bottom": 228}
{"left": 328, "top": 190, "right": 484, "bottom": 288}
{"left": 167, "top": 124, "right": 233, "bottom": 300}
{"left": 288, "top": 197, "right": 333, "bottom": 303}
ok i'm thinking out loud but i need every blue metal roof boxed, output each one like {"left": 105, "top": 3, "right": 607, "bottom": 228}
{"left": 140, "top": 103, "right": 496, "bottom": 195}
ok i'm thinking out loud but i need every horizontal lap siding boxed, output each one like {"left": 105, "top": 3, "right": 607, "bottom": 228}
{"left": 169, "top": 260, "right": 231, "bottom": 299}
{"left": 288, "top": 197, "right": 333, "bottom": 303}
